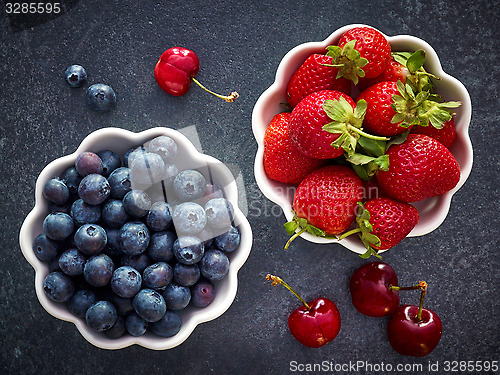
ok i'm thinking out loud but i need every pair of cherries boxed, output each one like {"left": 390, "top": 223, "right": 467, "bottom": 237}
{"left": 350, "top": 261, "right": 442, "bottom": 357}
{"left": 154, "top": 46, "right": 239, "bottom": 102}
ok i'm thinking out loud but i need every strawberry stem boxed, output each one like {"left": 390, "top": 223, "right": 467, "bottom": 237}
{"left": 347, "top": 125, "right": 390, "bottom": 141}
{"left": 284, "top": 227, "right": 307, "bottom": 250}
{"left": 338, "top": 227, "right": 362, "bottom": 240}
{"left": 191, "top": 77, "right": 239, "bottom": 102}
{"left": 266, "top": 274, "right": 310, "bottom": 310}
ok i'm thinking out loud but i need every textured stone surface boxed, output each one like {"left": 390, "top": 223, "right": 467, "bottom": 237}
{"left": 1, "top": 0, "right": 498, "bottom": 373}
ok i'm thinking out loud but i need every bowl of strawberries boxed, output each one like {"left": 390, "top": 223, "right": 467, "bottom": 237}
{"left": 252, "top": 24, "right": 472, "bottom": 257}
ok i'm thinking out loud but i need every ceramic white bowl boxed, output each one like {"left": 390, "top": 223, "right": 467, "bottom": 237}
{"left": 252, "top": 24, "right": 473, "bottom": 255}
{"left": 19, "top": 127, "right": 252, "bottom": 350}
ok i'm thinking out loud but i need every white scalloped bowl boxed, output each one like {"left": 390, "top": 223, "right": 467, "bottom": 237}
{"left": 252, "top": 24, "right": 473, "bottom": 255}
{"left": 19, "top": 127, "right": 252, "bottom": 350}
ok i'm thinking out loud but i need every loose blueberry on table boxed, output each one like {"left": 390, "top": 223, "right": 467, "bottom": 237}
{"left": 34, "top": 134, "right": 241, "bottom": 340}
{"left": 266, "top": 274, "right": 341, "bottom": 348}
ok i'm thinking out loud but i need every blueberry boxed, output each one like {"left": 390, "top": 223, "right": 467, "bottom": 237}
{"left": 64, "top": 64, "right": 87, "bottom": 88}
{"left": 142, "top": 262, "right": 173, "bottom": 291}
{"left": 133, "top": 288, "right": 166, "bottom": 322}
{"left": 83, "top": 254, "right": 114, "bottom": 287}
{"left": 43, "top": 271, "right": 75, "bottom": 302}
{"left": 147, "top": 136, "right": 178, "bottom": 163}
{"left": 61, "top": 166, "right": 82, "bottom": 195}
{"left": 58, "top": 248, "right": 86, "bottom": 276}
{"left": 48, "top": 201, "right": 72, "bottom": 215}
{"left": 43, "top": 178, "right": 70, "bottom": 205}
{"left": 129, "top": 150, "right": 165, "bottom": 185}
{"left": 105, "top": 315, "right": 126, "bottom": 339}
{"left": 108, "top": 167, "right": 131, "bottom": 199}
{"left": 78, "top": 174, "right": 110, "bottom": 205}
{"left": 200, "top": 249, "right": 230, "bottom": 281}
{"left": 102, "top": 199, "right": 130, "bottom": 228}
{"left": 86, "top": 83, "right": 116, "bottom": 112}
{"left": 146, "top": 230, "right": 176, "bottom": 262}
{"left": 119, "top": 221, "right": 150, "bottom": 256}
{"left": 214, "top": 225, "right": 241, "bottom": 252}
{"left": 75, "top": 152, "right": 103, "bottom": 177}
{"left": 121, "top": 253, "right": 151, "bottom": 273}
{"left": 161, "top": 163, "right": 178, "bottom": 189}
{"left": 49, "top": 256, "right": 62, "bottom": 272}
{"left": 162, "top": 283, "right": 191, "bottom": 310}
{"left": 150, "top": 310, "right": 182, "bottom": 338}
{"left": 126, "top": 312, "right": 148, "bottom": 337}
{"left": 191, "top": 279, "right": 216, "bottom": 308}
{"left": 146, "top": 201, "right": 172, "bottom": 232}
{"left": 103, "top": 227, "right": 122, "bottom": 257}
{"left": 173, "top": 263, "right": 200, "bottom": 287}
{"left": 111, "top": 266, "right": 142, "bottom": 298}
{"left": 204, "top": 198, "right": 234, "bottom": 229}
{"left": 202, "top": 183, "right": 225, "bottom": 203}
{"left": 74, "top": 224, "right": 107, "bottom": 255}
{"left": 96, "top": 150, "right": 121, "bottom": 177}
{"left": 172, "top": 169, "right": 207, "bottom": 202}
{"left": 43, "top": 212, "right": 74, "bottom": 241}
{"left": 109, "top": 294, "right": 135, "bottom": 316}
{"left": 86, "top": 300, "right": 117, "bottom": 331}
{"left": 33, "top": 233, "right": 59, "bottom": 262}
{"left": 173, "top": 236, "right": 204, "bottom": 265}
{"left": 70, "top": 198, "right": 101, "bottom": 226}
{"left": 122, "top": 190, "right": 152, "bottom": 218}
{"left": 67, "top": 289, "right": 98, "bottom": 318}
{"left": 172, "top": 202, "right": 207, "bottom": 235}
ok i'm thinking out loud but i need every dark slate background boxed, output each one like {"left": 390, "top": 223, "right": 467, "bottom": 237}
{"left": 1, "top": 1, "right": 498, "bottom": 374}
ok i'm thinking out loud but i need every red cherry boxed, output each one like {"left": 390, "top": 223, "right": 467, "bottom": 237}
{"left": 349, "top": 261, "right": 400, "bottom": 317}
{"left": 154, "top": 47, "right": 239, "bottom": 102}
{"left": 288, "top": 297, "right": 341, "bottom": 348}
{"left": 387, "top": 304, "right": 442, "bottom": 357}
{"left": 266, "top": 274, "right": 341, "bottom": 348}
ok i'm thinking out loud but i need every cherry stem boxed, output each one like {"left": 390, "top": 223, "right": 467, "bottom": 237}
{"left": 191, "top": 77, "right": 239, "bottom": 102}
{"left": 417, "top": 281, "right": 428, "bottom": 321}
{"left": 347, "top": 124, "right": 390, "bottom": 141}
{"left": 337, "top": 227, "right": 361, "bottom": 241}
{"left": 266, "top": 274, "right": 310, "bottom": 310}
{"left": 284, "top": 227, "right": 307, "bottom": 250}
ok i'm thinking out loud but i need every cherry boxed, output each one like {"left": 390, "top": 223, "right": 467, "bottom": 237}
{"left": 387, "top": 282, "right": 442, "bottom": 356}
{"left": 154, "top": 47, "right": 239, "bottom": 102}
{"left": 266, "top": 274, "right": 341, "bottom": 348}
{"left": 349, "top": 261, "right": 400, "bottom": 317}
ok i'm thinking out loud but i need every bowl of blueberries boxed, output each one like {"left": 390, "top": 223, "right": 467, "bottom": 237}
{"left": 19, "top": 127, "right": 252, "bottom": 350}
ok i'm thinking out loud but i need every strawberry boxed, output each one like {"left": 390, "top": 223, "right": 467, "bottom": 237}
{"left": 291, "top": 165, "right": 364, "bottom": 236}
{"left": 327, "top": 26, "right": 391, "bottom": 83}
{"left": 357, "top": 57, "right": 410, "bottom": 92}
{"left": 410, "top": 117, "right": 456, "bottom": 148}
{"left": 263, "top": 112, "right": 325, "bottom": 184}
{"left": 356, "top": 81, "right": 408, "bottom": 136}
{"left": 340, "top": 198, "right": 419, "bottom": 258}
{"left": 286, "top": 54, "right": 351, "bottom": 108}
{"left": 288, "top": 90, "right": 388, "bottom": 159}
{"left": 376, "top": 134, "right": 461, "bottom": 202}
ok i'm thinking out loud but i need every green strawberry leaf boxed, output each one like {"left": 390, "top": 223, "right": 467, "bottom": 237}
{"left": 357, "top": 137, "right": 386, "bottom": 157}
{"left": 284, "top": 221, "right": 299, "bottom": 235}
{"left": 284, "top": 212, "right": 330, "bottom": 250}
{"left": 352, "top": 164, "right": 370, "bottom": 182}
{"left": 324, "top": 39, "right": 368, "bottom": 85}
{"left": 406, "top": 50, "right": 426, "bottom": 74}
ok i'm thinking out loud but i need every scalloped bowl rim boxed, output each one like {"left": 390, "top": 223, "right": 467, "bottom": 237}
{"left": 252, "top": 24, "right": 473, "bottom": 254}
{"left": 19, "top": 127, "right": 253, "bottom": 350}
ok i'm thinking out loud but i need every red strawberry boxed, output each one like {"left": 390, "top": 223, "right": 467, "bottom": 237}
{"left": 356, "top": 81, "right": 408, "bottom": 136}
{"left": 357, "top": 58, "right": 410, "bottom": 92}
{"left": 376, "top": 134, "right": 461, "bottom": 202}
{"left": 286, "top": 54, "right": 351, "bottom": 108}
{"left": 410, "top": 117, "right": 456, "bottom": 148}
{"left": 292, "top": 165, "right": 364, "bottom": 235}
{"left": 336, "top": 27, "right": 391, "bottom": 80}
{"left": 263, "top": 112, "right": 325, "bottom": 184}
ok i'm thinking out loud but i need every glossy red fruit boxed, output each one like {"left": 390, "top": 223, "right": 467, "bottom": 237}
{"left": 263, "top": 112, "right": 324, "bottom": 184}
{"left": 349, "top": 262, "right": 399, "bottom": 317}
{"left": 337, "top": 27, "right": 391, "bottom": 79}
{"left": 387, "top": 305, "right": 442, "bottom": 357}
{"left": 288, "top": 297, "right": 341, "bottom": 348}
{"left": 293, "top": 165, "right": 364, "bottom": 235}
{"left": 357, "top": 58, "right": 410, "bottom": 92}
{"left": 376, "top": 134, "right": 461, "bottom": 202}
{"left": 154, "top": 47, "right": 200, "bottom": 96}
{"left": 363, "top": 197, "right": 419, "bottom": 250}
{"left": 410, "top": 117, "right": 457, "bottom": 148}
{"left": 286, "top": 54, "right": 351, "bottom": 108}
{"left": 288, "top": 90, "right": 356, "bottom": 159}
{"left": 357, "top": 81, "right": 409, "bottom": 136}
